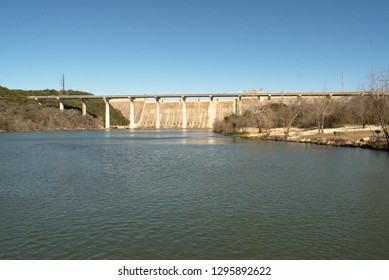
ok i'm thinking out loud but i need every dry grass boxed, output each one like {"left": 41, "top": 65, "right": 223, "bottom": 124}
{"left": 245, "top": 125, "right": 384, "bottom": 142}
{"left": 303, "top": 130, "right": 376, "bottom": 141}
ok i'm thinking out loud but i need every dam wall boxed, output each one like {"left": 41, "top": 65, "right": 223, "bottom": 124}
{"left": 110, "top": 95, "right": 341, "bottom": 129}
{"left": 110, "top": 96, "right": 298, "bottom": 129}
{"left": 110, "top": 98, "right": 237, "bottom": 128}
{"left": 109, "top": 98, "right": 145, "bottom": 123}
{"left": 30, "top": 91, "right": 361, "bottom": 129}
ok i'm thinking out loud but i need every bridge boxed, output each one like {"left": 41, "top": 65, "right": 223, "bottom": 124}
{"left": 29, "top": 91, "right": 365, "bottom": 129}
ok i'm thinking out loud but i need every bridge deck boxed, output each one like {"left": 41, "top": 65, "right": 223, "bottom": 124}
{"left": 28, "top": 91, "right": 365, "bottom": 100}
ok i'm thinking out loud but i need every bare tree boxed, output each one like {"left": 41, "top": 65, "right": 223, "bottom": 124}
{"left": 313, "top": 96, "right": 333, "bottom": 134}
{"left": 241, "top": 100, "right": 275, "bottom": 137}
{"left": 279, "top": 99, "right": 303, "bottom": 140}
{"left": 348, "top": 94, "right": 374, "bottom": 128}
{"left": 369, "top": 68, "right": 389, "bottom": 148}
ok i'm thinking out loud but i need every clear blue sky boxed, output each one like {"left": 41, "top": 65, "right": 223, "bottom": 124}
{"left": 1, "top": 0, "right": 388, "bottom": 94}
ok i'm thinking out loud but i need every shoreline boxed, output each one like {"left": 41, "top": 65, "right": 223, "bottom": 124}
{"left": 2, "top": 125, "right": 388, "bottom": 151}
{"left": 228, "top": 125, "right": 388, "bottom": 151}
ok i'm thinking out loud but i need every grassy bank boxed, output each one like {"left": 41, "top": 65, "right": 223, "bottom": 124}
{"left": 0, "top": 86, "right": 128, "bottom": 132}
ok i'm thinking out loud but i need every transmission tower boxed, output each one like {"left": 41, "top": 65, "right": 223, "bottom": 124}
{"left": 61, "top": 74, "right": 65, "bottom": 94}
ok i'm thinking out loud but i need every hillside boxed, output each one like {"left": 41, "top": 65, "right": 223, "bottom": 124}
{"left": 0, "top": 86, "right": 128, "bottom": 132}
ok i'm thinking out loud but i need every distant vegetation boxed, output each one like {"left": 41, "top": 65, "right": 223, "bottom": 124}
{"left": 214, "top": 96, "right": 381, "bottom": 134}
{"left": 214, "top": 68, "right": 389, "bottom": 150}
{"left": 0, "top": 86, "right": 128, "bottom": 132}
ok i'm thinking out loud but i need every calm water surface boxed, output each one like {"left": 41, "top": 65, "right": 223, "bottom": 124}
{"left": 0, "top": 129, "right": 388, "bottom": 259}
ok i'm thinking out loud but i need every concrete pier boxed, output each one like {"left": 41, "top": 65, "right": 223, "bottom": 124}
{"left": 208, "top": 96, "right": 215, "bottom": 129}
{"left": 59, "top": 101, "right": 64, "bottom": 111}
{"left": 82, "top": 101, "right": 87, "bottom": 116}
{"left": 181, "top": 96, "right": 187, "bottom": 129}
{"left": 155, "top": 97, "right": 160, "bottom": 129}
{"left": 237, "top": 95, "right": 242, "bottom": 115}
{"left": 129, "top": 97, "right": 135, "bottom": 129}
{"left": 104, "top": 98, "right": 110, "bottom": 129}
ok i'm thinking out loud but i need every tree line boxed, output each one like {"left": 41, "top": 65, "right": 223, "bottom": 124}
{"left": 214, "top": 68, "right": 389, "bottom": 150}
{"left": 0, "top": 86, "right": 128, "bottom": 132}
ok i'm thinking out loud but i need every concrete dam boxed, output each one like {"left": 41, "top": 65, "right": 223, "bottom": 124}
{"left": 30, "top": 91, "right": 364, "bottom": 129}
{"left": 109, "top": 98, "right": 239, "bottom": 129}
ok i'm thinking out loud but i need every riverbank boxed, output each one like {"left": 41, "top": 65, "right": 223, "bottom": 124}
{"left": 233, "top": 125, "right": 388, "bottom": 151}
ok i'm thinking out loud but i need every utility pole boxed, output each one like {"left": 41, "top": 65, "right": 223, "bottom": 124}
{"left": 341, "top": 72, "right": 344, "bottom": 92}
{"left": 61, "top": 74, "right": 65, "bottom": 94}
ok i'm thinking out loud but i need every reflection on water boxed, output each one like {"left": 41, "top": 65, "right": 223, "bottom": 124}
{"left": 0, "top": 129, "right": 389, "bottom": 259}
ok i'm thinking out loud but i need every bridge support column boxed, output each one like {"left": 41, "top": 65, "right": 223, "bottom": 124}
{"left": 181, "top": 96, "right": 187, "bottom": 128}
{"left": 297, "top": 94, "right": 302, "bottom": 105}
{"left": 237, "top": 95, "right": 242, "bottom": 115}
{"left": 82, "top": 100, "right": 87, "bottom": 116}
{"left": 208, "top": 96, "right": 215, "bottom": 128}
{"left": 104, "top": 98, "right": 110, "bottom": 129}
{"left": 129, "top": 97, "right": 136, "bottom": 129}
{"left": 268, "top": 94, "right": 272, "bottom": 102}
{"left": 155, "top": 97, "right": 160, "bottom": 129}
{"left": 59, "top": 100, "right": 64, "bottom": 111}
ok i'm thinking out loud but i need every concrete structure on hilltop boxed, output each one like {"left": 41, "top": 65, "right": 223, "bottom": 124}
{"left": 29, "top": 91, "right": 365, "bottom": 129}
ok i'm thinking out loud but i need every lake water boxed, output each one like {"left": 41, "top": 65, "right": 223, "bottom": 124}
{"left": 0, "top": 129, "right": 388, "bottom": 259}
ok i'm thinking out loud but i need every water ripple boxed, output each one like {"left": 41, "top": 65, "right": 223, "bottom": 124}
{"left": 1, "top": 130, "right": 389, "bottom": 259}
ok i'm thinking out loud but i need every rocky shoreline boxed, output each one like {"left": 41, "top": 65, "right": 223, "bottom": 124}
{"left": 235, "top": 126, "right": 388, "bottom": 151}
